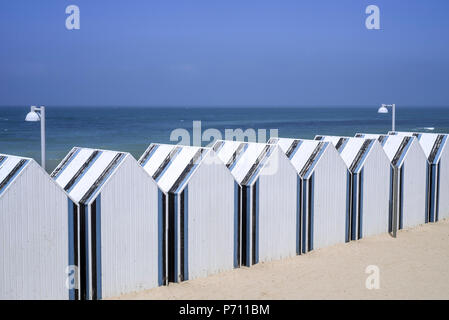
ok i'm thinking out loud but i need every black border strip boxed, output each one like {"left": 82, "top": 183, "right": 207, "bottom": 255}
{"left": 51, "top": 148, "right": 78, "bottom": 178}
{"left": 0, "top": 159, "right": 27, "bottom": 191}
{"left": 80, "top": 153, "right": 124, "bottom": 204}
{"left": 153, "top": 147, "right": 181, "bottom": 181}
{"left": 64, "top": 151, "right": 100, "bottom": 191}
{"left": 241, "top": 145, "right": 272, "bottom": 185}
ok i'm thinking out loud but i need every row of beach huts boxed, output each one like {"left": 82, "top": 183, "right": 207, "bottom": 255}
{"left": 1, "top": 131, "right": 448, "bottom": 299}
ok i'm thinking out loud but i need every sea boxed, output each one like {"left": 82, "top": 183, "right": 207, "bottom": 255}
{"left": 1, "top": 106, "right": 449, "bottom": 172}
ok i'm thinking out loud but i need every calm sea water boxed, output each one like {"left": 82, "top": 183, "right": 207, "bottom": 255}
{"left": 1, "top": 106, "right": 449, "bottom": 172}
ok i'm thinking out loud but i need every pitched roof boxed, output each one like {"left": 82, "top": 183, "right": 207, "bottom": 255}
{"left": 0, "top": 154, "right": 31, "bottom": 197}
{"left": 315, "top": 136, "right": 375, "bottom": 172}
{"left": 356, "top": 133, "right": 414, "bottom": 167}
{"left": 270, "top": 138, "right": 328, "bottom": 179}
{"left": 213, "top": 140, "right": 275, "bottom": 186}
{"left": 389, "top": 131, "right": 448, "bottom": 164}
{"left": 52, "top": 147, "right": 126, "bottom": 204}
{"left": 139, "top": 143, "right": 208, "bottom": 193}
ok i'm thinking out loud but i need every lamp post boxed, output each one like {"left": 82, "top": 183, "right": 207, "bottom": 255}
{"left": 377, "top": 103, "right": 396, "bottom": 132}
{"left": 25, "top": 106, "right": 46, "bottom": 170}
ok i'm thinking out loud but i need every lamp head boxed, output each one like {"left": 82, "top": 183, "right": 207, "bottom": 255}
{"left": 25, "top": 106, "right": 41, "bottom": 122}
{"left": 378, "top": 105, "right": 389, "bottom": 114}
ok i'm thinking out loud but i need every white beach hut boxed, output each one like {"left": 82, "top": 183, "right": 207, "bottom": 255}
{"left": 0, "top": 154, "right": 74, "bottom": 300}
{"left": 52, "top": 147, "right": 159, "bottom": 300}
{"left": 315, "top": 136, "right": 391, "bottom": 240}
{"left": 355, "top": 133, "right": 427, "bottom": 230}
{"left": 212, "top": 140, "right": 297, "bottom": 266}
{"left": 389, "top": 131, "right": 449, "bottom": 222}
{"left": 139, "top": 143, "right": 236, "bottom": 283}
{"left": 269, "top": 138, "right": 348, "bottom": 251}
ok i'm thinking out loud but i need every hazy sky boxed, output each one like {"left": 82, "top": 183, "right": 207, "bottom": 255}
{"left": 1, "top": 0, "right": 448, "bottom": 107}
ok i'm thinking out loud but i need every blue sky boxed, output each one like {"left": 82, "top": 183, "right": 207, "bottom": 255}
{"left": 0, "top": 0, "right": 448, "bottom": 107}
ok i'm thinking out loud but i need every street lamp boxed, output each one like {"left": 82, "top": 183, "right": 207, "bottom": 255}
{"left": 25, "top": 106, "right": 46, "bottom": 170}
{"left": 377, "top": 103, "right": 396, "bottom": 132}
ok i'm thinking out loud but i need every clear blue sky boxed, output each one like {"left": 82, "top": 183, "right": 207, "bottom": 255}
{"left": 1, "top": 0, "right": 448, "bottom": 107}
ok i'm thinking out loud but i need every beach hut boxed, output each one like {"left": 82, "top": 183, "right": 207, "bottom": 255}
{"left": 389, "top": 131, "right": 449, "bottom": 222}
{"left": 269, "top": 138, "right": 348, "bottom": 251}
{"left": 314, "top": 136, "right": 391, "bottom": 240}
{"left": 355, "top": 133, "right": 427, "bottom": 230}
{"left": 0, "top": 154, "right": 74, "bottom": 300}
{"left": 139, "top": 143, "right": 236, "bottom": 283}
{"left": 212, "top": 140, "right": 297, "bottom": 266}
{"left": 52, "top": 147, "right": 159, "bottom": 300}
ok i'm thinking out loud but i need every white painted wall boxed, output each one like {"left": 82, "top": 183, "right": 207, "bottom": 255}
{"left": 361, "top": 143, "right": 390, "bottom": 238}
{"left": 98, "top": 155, "right": 159, "bottom": 298}
{"left": 257, "top": 148, "right": 298, "bottom": 262}
{"left": 312, "top": 145, "right": 348, "bottom": 249}
{"left": 401, "top": 140, "right": 427, "bottom": 228}
{"left": 186, "top": 152, "right": 236, "bottom": 280}
{"left": 0, "top": 160, "right": 70, "bottom": 299}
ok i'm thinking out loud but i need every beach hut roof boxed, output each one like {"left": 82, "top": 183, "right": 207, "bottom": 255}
{"left": 389, "top": 131, "right": 448, "bottom": 164}
{"left": 51, "top": 147, "right": 126, "bottom": 204}
{"left": 269, "top": 138, "right": 329, "bottom": 179}
{"left": 315, "top": 135, "right": 376, "bottom": 172}
{"left": 0, "top": 154, "right": 32, "bottom": 197}
{"left": 139, "top": 143, "right": 208, "bottom": 194}
{"left": 356, "top": 133, "right": 414, "bottom": 167}
{"left": 315, "top": 135, "right": 350, "bottom": 152}
{"left": 213, "top": 140, "right": 276, "bottom": 186}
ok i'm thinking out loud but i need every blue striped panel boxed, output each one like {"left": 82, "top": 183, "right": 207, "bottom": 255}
{"left": 254, "top": 180, "right": 259, "bottom": 264}
{"left": 381, "top": 135, "right": 389, "bottom": 147}
{"left": 395, "top": 138, "right": 413, "bottom": 167}
{"left": 246, "top": 187, "right": 251, "bottom": 266}
{"left": 432, "top": 135, "right": 447, "bottom": 164}
{"left": 301, "top": 179, "right": 307, "bottom": 253}
{"left": 174, "top": 194, "right": 179, "bottom": 281}
{"left": 247, "top": 146, "right": 274, "bottom": 186}
{"left": 84, "top": 205, "right": 90, "bottom": 300}
{"left": 233, "top": 182, "right": 239, "bottom": 267}
{"left": 0, "top": 155, "right": 7, "bottom": 165}
{"left": 436, "top": 163, "right": 441, "bottom": 222}
{"left": 174, "top": 157, "right": 202, "bottom": 194}
{"left": 54, "top": 148, "right": 81, "bottom": 180}
{"left": 339, "top": 138, "right": 350, "bottom": 153}
{"left": 157, "top": 190, "right": 164, "bottom": 286}
{"left": 351, "top": 173, "right": 358, "bottom": 241}
{"left": 85, "top": 155, "right": 126, "bottom": 204}
{"left": 95, "top": 196, "right": 102, "bottom": 300}
{"left": 183, "top": 188, "right": 189, "bottom": 281}
{"left": 296, "top": 175, "right": 301, "bottom": 253}
{"left": 68, "top": 198, "right": 75, "bottom": 300}
{"left": 354, "top": 140, "right": 375, "bottom": 173}
{"left": 156, "top": 148, "right": 182, "bottom": 182}
{"left": 304, "top": 143, "right": 328, "bottom": 179}
{"left": 229, "top": 144, "right": 249, "bottom": 171}
{"left": 289, "top": 140, "right": 303, "bottom": 160}
{"left": 67, "top": 152, "right": 102, "bottom": 193}
{"left": 345, "top": 170, "right": 350, "bottom": 242}
{"left": 388, "top": 166, "right": 393, "bottom": 233}
{"left": 359, "top": 169, "right": 364, "bottom": 239}
{"left": 399, "top": 168, "right": 404, "bottom": 229}
{"left": 309, "top": 174, "right": 314, "bottom": 251}
{"left": 425, "top": 164, "right": 429, "bottom": 223}
{"left": 0, "top": 159, "right": 29, "bottom": 196}
{"left": 142, "top": 144, "right": 159, "bottom": 167}
{"left": 429, "top": 164, "right": 436, "bottom": 222}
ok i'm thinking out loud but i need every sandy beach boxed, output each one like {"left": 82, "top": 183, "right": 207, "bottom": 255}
{"left": 113, "top": 219, "right": 449, "bottom": 300}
